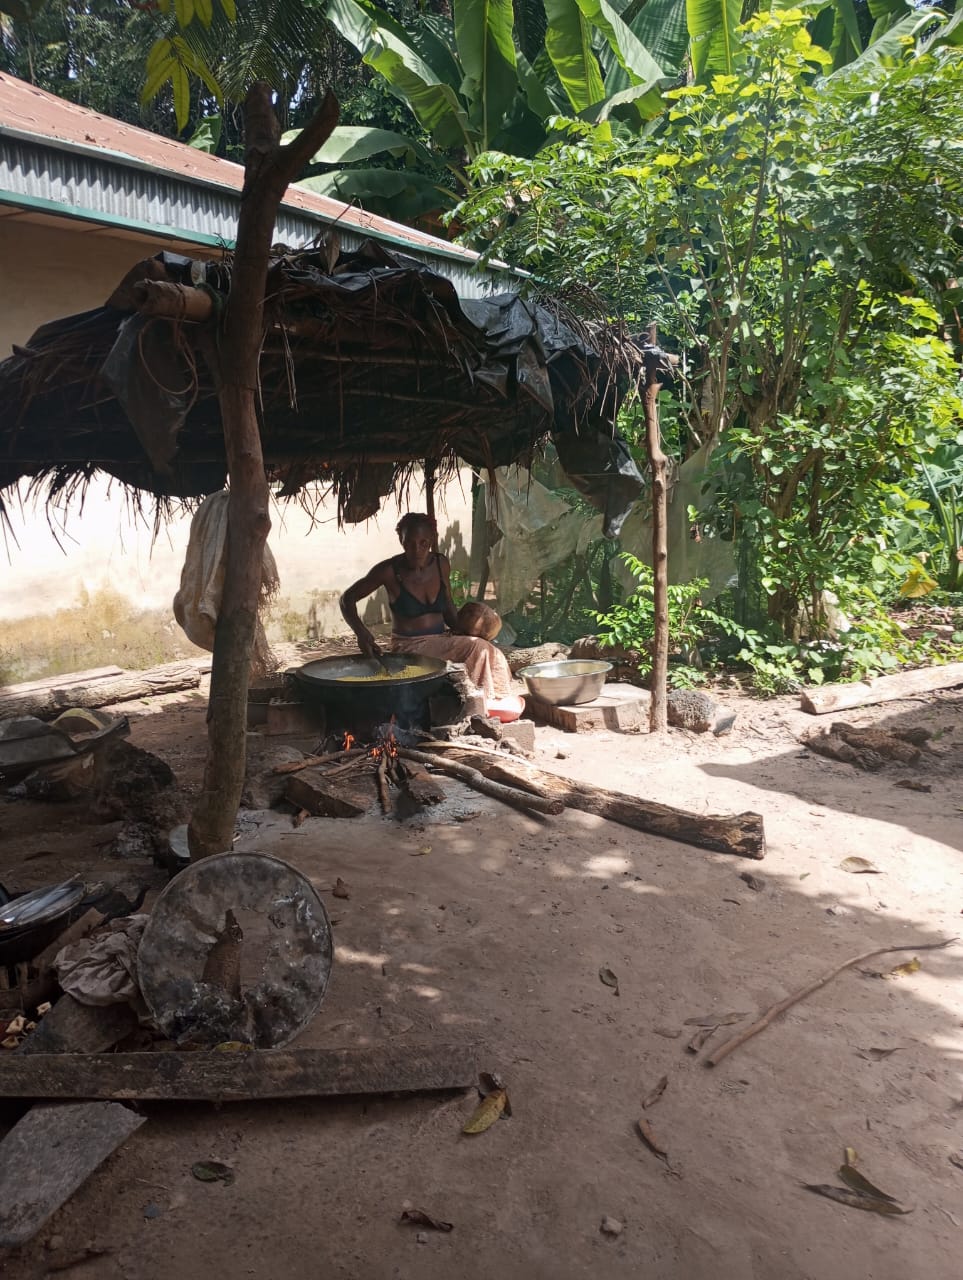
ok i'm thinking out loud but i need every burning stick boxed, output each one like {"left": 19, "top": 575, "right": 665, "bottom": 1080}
{"left": 376, "top": 752, "right": 391, "bottom": 813}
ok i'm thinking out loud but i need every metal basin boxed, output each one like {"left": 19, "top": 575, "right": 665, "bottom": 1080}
{"left": 517, "top": 659, "right": 612, "bottom": 706}
{"left": 0, "top": 876, "right": 86, "bottom": 966}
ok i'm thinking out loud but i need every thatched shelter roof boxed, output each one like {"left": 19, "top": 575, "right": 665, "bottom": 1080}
{"left": 0, "top": 238, "right": 644, "bottom": 530}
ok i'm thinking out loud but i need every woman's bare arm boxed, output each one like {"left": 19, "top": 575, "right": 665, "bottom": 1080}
{"left": 340, "top": 563, "right": 390, "bottom": 656}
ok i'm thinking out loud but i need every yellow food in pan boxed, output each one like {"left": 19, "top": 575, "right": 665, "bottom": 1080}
{"left": 337, "top": 665, "right": 426, "bottom": 682}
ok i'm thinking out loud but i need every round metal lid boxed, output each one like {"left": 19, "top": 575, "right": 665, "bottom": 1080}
{"left": 137, "top": 852, "right": 332, "bottom": 1049}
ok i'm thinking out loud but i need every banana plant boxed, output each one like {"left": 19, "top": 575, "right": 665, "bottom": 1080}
{"left": 921, "top": 459, "right": 963, "bottom": 592}
{"left": 320, "top": 0, "right": 674, "bottom": 217}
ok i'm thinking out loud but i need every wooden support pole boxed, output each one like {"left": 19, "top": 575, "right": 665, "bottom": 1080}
{"left": 188, "top": 84, "right": 339, "bottom": 860}
{"left": 644, "top": 324, "right": 669, "bottom": 735}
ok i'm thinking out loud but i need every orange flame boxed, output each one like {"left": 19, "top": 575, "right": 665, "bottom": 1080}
{"left": 343, "top": 732, "right": 355, "bottom": 751}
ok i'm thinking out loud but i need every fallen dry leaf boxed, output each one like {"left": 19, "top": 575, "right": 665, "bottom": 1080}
{"left": 894, "top": 779, "right": 931, "bottom": 793}
{"left": 399, "top": 1208, "right": 453, "bottom": 1232}
{"left": 191, "top": 1161, "right": 235, "bottom": 1185}
{"left": 292, "top": 808, "right": 309, "bottom": 828}
{"left": 212, "top": 1041, "right": 253, "bottom": 1053}
{"left": 477, "top": 1072, "right": 512, "bottom": 1116}
{"left": 803, "top": 1184, "right": 911, "bottom": 1215}
{"left": 641, "top": 1075, "right": 668, "bottom": 1110}
{"left": 332, "top": 877, "right": 350, "bottom": 900}
{"left": 599, "top": 966, "right": 620, "bottom": 997}
{"left": 462, "top": 1089, "right": 507, "bottom": 1134}
{"left": 739, "top": 872, "right": 765, "bottom": 892}
{"left": 838, "top": 1162, "right": 900, "bottom": 1203}
{"left": 855, "top": 1046, "right": 906, "bottom": 1062}
{"left": 653, "top": 1026, "right": 682, "bottom": 1039}
{"left": 410, "top": 845, "right": 432, "bottom": 856}
{"left": 686, "top": 1026, "right": 717, "bottom": 1054}
{"left": 839, "top": 856, "right": 881, "bottom": 874}
{"left": 636, "top": 1116, "right": 669, "bottom": 1162}
{"left": 887, "top": 957, "right": 921, "bottom": 979}
{"left": 684, "top": 1012, "right": 749, "bottom": 1028}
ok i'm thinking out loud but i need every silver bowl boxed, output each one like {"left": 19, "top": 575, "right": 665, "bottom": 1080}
{"left": 517, "top": 659, "right": 612, "bottom": 706}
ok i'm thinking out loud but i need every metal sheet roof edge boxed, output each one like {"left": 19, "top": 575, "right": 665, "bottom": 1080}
{"left": 0, "top": 187, "right": 234, "bottom": 248}
{"left": 0, "top": 119, "right": 516, "bottom": 276}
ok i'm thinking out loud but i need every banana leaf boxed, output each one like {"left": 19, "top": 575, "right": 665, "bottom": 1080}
{"left": 327, "top": 0, "right": 471, "bottom": 149}
{"left": 455, "top": 0, "right": 519, "bottom": 149}
{"left": 544, "top": 0, "right": 607, "bottom": 111}
{"left": 288, "top": 125, "right": 435, "bottom": 168}
{"left": 686, "top": 0, "right": 741, "bottom": 81}
{"left": 575, "top": 0, "right": 667, "bottom": 87}
{"left": 298, "top": 168, "right": 456, "bottom": 222}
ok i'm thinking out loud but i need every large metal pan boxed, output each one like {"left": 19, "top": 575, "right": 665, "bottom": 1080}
{"left": 290, "top": 652, "right": 450, "bottom": 727}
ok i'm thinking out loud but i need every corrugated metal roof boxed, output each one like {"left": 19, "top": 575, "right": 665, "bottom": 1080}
{"left": 0, "top": 73, "right": 509, "bottom": 298}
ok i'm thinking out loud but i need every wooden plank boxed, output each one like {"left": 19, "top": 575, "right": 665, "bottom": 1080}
{"left": 0, "top": 1043, "right": 479, "bottom": 1101}
{"left": 799, "top": 661, "right": 963, "bottom": 715}
{"left": 0, "top": 658, "right": 213, "bottom": 720}
{"left": 18, "top": 996, "right": 138, "bottom": 1056}
{"left": 0, "top": 1102, "right": 146, "bottom": 1246}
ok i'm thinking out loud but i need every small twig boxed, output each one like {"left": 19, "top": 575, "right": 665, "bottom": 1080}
{"left": 707, "top": 938, "right": 957, "bottom": 1067}
{"left": 272, "top": 748, "right": 363, "bottom": 775}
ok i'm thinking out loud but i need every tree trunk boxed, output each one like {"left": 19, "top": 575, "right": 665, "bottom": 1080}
{"left": 644, "top": 326, "right": 669, "bottom": 734}
{"left": 188, "top": 83, "right": 338, "bottom": 860}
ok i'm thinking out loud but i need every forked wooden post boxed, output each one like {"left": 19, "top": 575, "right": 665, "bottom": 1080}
{"left": 188, "top": 84, "right": 339, "bottom": 860}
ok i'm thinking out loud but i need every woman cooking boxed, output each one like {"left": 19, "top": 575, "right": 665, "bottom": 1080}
{"left": 339, "top": 513, "right": 512, "bottom": 705}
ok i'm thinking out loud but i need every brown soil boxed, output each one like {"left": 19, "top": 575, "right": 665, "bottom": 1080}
{"left": 2, "top": 672, "right": 962, "bottom": 1280}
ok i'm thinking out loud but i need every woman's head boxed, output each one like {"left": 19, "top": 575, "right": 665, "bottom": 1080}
{"left": 396, "top": 513, "right": 437, "bottom": 565}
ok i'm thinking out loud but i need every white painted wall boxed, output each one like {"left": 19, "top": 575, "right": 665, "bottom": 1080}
{"left": 1, "top": 476, "right": 472, "bottom": 635}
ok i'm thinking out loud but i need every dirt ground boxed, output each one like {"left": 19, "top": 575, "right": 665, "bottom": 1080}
{"left": 1, "top": 671, "right": 962, "bottom": 1280}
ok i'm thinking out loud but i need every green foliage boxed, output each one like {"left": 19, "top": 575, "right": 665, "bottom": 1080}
{"left": 919, "top": 452, "right": 963, "bottom": 592}
{"left": 457, "top": 11, "right": 963, "bottom": 637}
{"left": 593, "top": 552, "right": 714, "bottom": 687}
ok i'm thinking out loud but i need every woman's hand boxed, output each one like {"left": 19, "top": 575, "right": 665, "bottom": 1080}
{"left": 358, "top": 630, "right": 383, "bottom": 659}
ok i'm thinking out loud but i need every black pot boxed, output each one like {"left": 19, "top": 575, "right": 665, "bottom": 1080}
{"left": 290, "top": 653, "right": 450, "bottom": 732}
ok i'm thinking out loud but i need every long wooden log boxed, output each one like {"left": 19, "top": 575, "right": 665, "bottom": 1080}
{"left": 424, "top": 745, "right": 766, "bottom": 859}
{"left": 0, "top": 1044, "right": 479, "bottom": 1101}
{"left": 398, "top": 748, "right": 564, "bottom": 816}
{"left": 799, "top": 661, "right": 963, "bottom": 715}
{"left": 0, "top": 659, "right": 212, "bottom": 720}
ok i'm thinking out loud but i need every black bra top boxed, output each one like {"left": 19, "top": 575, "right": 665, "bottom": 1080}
{"left": 389, "top": 556, "right": 446, "bottom": 618}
